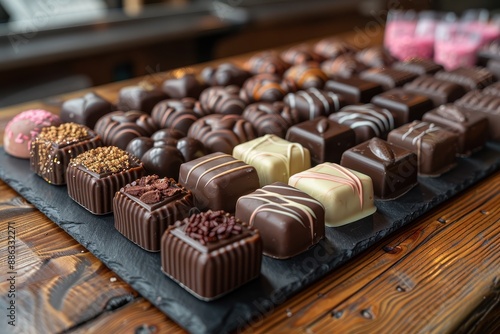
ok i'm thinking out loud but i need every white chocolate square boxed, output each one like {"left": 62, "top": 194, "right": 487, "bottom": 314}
{"left": 233, "top": 135, "right": 311, "bottom": 187}
{"left": 288, "top": 163, "right": 376, "bottom": 227}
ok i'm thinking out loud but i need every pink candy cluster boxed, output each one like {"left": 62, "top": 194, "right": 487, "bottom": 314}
{"left": 4, "top": 109, "right": 61, "bottom": 158}
{"left": 384, "top": 9, "right": 500, "bottom": 70}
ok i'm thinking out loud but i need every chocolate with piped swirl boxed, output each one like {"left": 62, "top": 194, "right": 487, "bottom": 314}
{"left": 161, "top": 210, "right": 262, "bottom": 301}
{"left": 288, "top": 163, "right": 376, "bottom": 227}
{"left": 403, "top": 75, "right": 467, "bottom": 107}
{"left": 281, "top": 43, "right": 324, "bottom": 65}
{"left": 283, "top": 88, "right": 346, "bottom": 122}
{"left": 235, "top": 182, "right": 325, "bottom": 259}
{"left": 151, "top": 98, "right": 199, "bottom": 136}
{"left": 201, "top": 63, "right": 251, "bottom": 87}
{"left": 178, "top": 152, "right": 260, "bottom": 212}
{"left": 187, "top": 114, "right": 256, "bottom": 154}
{"left": 240, "top": 73, "right": 296, "bottom": 103}
{"left": 161, "top": 73, "right": 207, "bottom": 99}
{"left": 341, "top": 138, "right": 418, "bottom": 200}
{"left": 233, "top": 134, "right": 311, "bottom": 187}
{"left": 392, "top": 58, "right": 443, "bottom": 75}
{"left": 328, "top": 104, "right": 395, "bottom": 144}
{"left": 422, "top": 104, "right": 488, "bottom": 156}
{"left": 30, "top": 122, "right": 102, "bottom": 185}
{"left": 320, "top": 54, "right": 368, "bottom": 79}
{"left": 286, "top": 117, "right": 356, "bottom": 165}
{"left": 67, "top": 146, "right": 144, "bottom": 214}
{"left": 387, "top": 120, "right": 458, "bottom": 177}
{"left": 313, "top": 37, "right": 357, "bottom": 59}
{"left": 195, "top": 86, "right": 247, "bottom": 116}
{"left": 434, "top": 67, "right": 495, "bottom": 90}
{"left": 117, "top": 83, "right": 167, "bottom": 114}
{"left": 283, "top": 63, "right": 328, "bottom": 90}
{"left": 355, "top": 46, "right": 395, "bottom": 68}
{"left": 61, "top": 92, "right": 115, "bottom": 129}
{"left": 359, "top": 67, "right": 417, "bottom": 90}
{"left": 94, "top": 110, "right": 157, "bottom": 150}
{"left": 242, "top": 101, "right": 300, "bottom": 138}
{"left": 113, "top": 175, "right": 193, "bottom": 252}
{"left": 245, "top": 51, "right": 290, "bottom": 76}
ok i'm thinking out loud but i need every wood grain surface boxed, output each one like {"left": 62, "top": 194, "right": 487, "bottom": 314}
{"left": 1, "top": 27, "right": 499, "bottom": 333}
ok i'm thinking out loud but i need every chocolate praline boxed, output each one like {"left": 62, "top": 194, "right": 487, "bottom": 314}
{"left": 283, "top": 63, "right": 328, "bottom": 90}
{"left": 313, "top": 37, "right": 357, "bottom": 59}
{"left": 245, "top": 51, "right": 290, "bottom": 76}
{"left": 201, "top": 62, "right": 251, "bottom": 87}
{"left": 355, "top": 46, "right": 396, "bottom": 68}
{"left": 242, "top": 101, "right": 299, "bottom": 138}
{"left": 240, "top": 73, "right": 296, "bottom": 103}
{"left": 195, "top": 86, "right": 247, "bottom": 116}
{"left": 283, "top": 88, "right": 346, "bottom": 122}
{"left": 162, "top": 73, "right": 207, "bottom": 99}
{"left": 151, "top": 98, "right": 199, "bottom": 136}
{"left": 403, "top": 75, "right": 467, "bottom": 107}
{"left": 359, "top": 68, "right": 418, "bottom": 90}
{"left": 320, "top": 54, "right": 368, "bottom": 79}
{"left": 61, "top": 92, "right": 115, "bottom": 129}
{"left": 117, "top": 83, "right": 167, "bottom": 114}
{"left": 281, "top": 43, "right": 324, "bottom": 65}
{"left": 324, "top": 76, "right": 384, "bottom": 104}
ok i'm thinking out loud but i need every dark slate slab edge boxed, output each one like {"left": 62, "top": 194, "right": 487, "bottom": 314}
{"left": 1, "top": 143, "right": 500, "bottom": 334}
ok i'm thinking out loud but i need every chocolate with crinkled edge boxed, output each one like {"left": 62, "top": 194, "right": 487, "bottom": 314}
{"left": 151, "top": 98, "right": 199, "bottom": 136}
{"left": 161, "top": 210, "right": 262, "bottom": 301}
{"left": 67, "top": 146, "right": 144, "bottom": 214}
{"left": 242, "top": 101, "right": 299, "bottom": 138}
{"left": 113, "top": 175, "right": 194, "bottom": 252}
{"left": 195, "top": 86, "right": 247, "bottom": 116}
{"left": 30, "top": 122, "right": 102, "bottom": 185}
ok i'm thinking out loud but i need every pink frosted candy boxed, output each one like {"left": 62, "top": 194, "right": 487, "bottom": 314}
{"left": 4, "top": 109, "right": 61, "bottom": 159}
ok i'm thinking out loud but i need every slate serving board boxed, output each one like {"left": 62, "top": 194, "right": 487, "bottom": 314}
{"left": 1, "top": 144, "right": 500, "bottom": 334}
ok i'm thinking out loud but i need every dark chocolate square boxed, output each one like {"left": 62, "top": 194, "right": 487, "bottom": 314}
{"left": 392, "top": 58, "right": 444, "bottom": 75}
{"left": 403, "top": 75, "right": 467, "bottom": 107}
{"left": 371, "top": 88, "right": 433, "bottom": 127}
{"left": 178, "top": 152, "right": 260, "bottom": 212}
{"left": 482, "top": 81, "right": 500, "bottom": 98}
{"left": 286, "top": 117, "right": 356, "bottom": 164}
{"left": 235, "top": 182, "right": 325, "bottom": 259}
{"left": 67, "top": 146, "right": 144, "bottom": 214}
{"left": 360, "top": 68, "right": 418, "bottom": 90}
{"left": 324, "top": 76, "right": 384, "bottom": 104}
{"left": 341, "top": 138, "right": 418, "bottom": 200}
{"left": 161, "top": 210, "right": 262, "bottom": 301}
{"left": 434, "top": 67, "right": 495, "bottom": 90}
{"left": 422, "top": 104, "right": 488, "bottom": 156}
{"left": 113, "top": 175, "right": 194, "bottom": 252}
{"left": 387, "top": 121, "right": 458, "bottom": 177}
{"left": 30, "top": 123, "right": 103, "bottom": 185}
{"left": 454, "top": 91, "right": 500, "bottom": 141}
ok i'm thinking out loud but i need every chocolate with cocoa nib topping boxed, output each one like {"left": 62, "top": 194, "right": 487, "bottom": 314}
{"left": 183, "top": 210, "right": 243, "bottom": 245}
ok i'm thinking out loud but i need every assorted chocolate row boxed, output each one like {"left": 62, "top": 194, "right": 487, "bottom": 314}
{"left": 3, "top": 36, "right": 500, "bottom": 302}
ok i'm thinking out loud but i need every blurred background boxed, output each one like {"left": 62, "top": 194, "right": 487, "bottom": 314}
{"left": 0, "top": 0, "right": 498, "bottom": 107}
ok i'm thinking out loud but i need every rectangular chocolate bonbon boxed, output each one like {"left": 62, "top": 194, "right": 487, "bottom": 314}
{"left": 161, "top": 210, "right": 262, "bottom": 301}
{"left": 422, "top": 104, "right": 488, "bottom": 156}
{"left": 235, "top": 182, "right": 325, "bottom": 259}
{"left": 434, "top": 67, "right": 495, "bottom": 90}
{"left": 178, "top": 152, "right": 260, "bottom": 212}
{"left": 30, "top": 122, "right": 102, "bottom": 185}
{"left": 454, "top": 91, "right": 500, "bottom": 141}
{"left": 324, "top": 76, "right": 384, "bottom": 104}
{"left": 341, "top": 138, "right": 418, "bottom": 200}
{"left": 113, "top": 175, "right": 194, "bottom": 252}
{"left": 359, "top": 67, "right": 417, "bottom": 90}
{"left": 67, "top": 146, "right": 144, "bottom": 215}
{"left": 387, "top": 121, "right": 458, "bottom": 177}
{"left": 403, "top": 75, "right": 467, "bottom": 107}
{"left": 392, "top": 58, "right": 444, "bottom": 75}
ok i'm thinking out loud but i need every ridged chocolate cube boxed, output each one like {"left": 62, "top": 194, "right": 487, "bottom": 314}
{"left": 30, "top": 122, "right": 102, "bottom": 185}
{"left": 113, "top": 175, "right": 194, "bottom": 252}
{"left": 178, "top": 152, "right": 260, "bottom": 212}
{"left": 235, "top": 182, "right": 325, "bottom": 259}
{"left": 161, "top": 210, "right": 262, "bottom": 301}
{"left": 67, "top": 146, "right": 144, "bottom": 215}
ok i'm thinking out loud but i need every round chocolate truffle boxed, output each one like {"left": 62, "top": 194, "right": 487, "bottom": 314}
{"left": 162, "top": 73, "right": 207, "bottom": 99}
{"left": 126, "top": 137, "right": 155, "bottom": 159}
{"left": 245, "top": 51, "right": 290, "bottom": 76}
{"left": 4, "top": 109, "right": 61, "bottom": 159}
{"left": 320, "top": 54, "right": 368, "bottom": 79}
{"left": 355, "top": 46, "right": 396, "bottom": 68}
{"left": 201, "top": 63, "right": 251, "bottom": 87}
{"left": 195, "top": 86, "right": 247, "bottom": 116}
{"left": 240, "top": 73, "right": 296, "bottom": 103}
{"left": 242, "top": 102, "right": 299, "bottom": 138}
{"left": 151, "top": 98, "right": 199, "bottom": 136}
{"left": 94, "top": 111, "right": 157, "bottom": 150}
{"left": 313, "top": 37, "right": 357, "bottom": 59}
{"left": 60, "top": 92, "right": 115, "bottom": 129}
{"left": 176, "top": 137, "right": 207, "bottom": 161}
{"left": 281, "top": 44, "right": 324, "bottom": 65}
{"left": 141, "top": 145, "right": 185, "bottom": 180}
{"left": 117, "top": 82, "right": 167, "bottom": 114}
{"left": 283, "top": 63, "right": 328, "bottom": 90}
{"left": 188, "top": 114, "right": 256, "bottom": 154}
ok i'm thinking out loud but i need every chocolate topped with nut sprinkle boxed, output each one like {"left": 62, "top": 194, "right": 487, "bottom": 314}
{"left": 70, "top": 146, "right": 141, "bottom": 177}
{"left": 37, "top": 122, "right": 93, "bottom": 148}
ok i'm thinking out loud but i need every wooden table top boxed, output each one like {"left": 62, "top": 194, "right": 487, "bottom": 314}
{"left": 1, "top": 29, "right": 499, "bottom": 334}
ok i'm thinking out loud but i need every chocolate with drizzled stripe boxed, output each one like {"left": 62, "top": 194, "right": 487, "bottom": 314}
{"left": 283, "top": 63, "right": 329, "bottom": 90}
{"left": 283, "top": 88, "right": 346, "bottom": 121}
{"left": 240, "top": 73, "right": 296, "bottom": 103}
{"left": 403, "top": 75, "right": 467, "bottom": 107}
{"left": 245, "top": 51, "right": 290, "bottom": 76}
